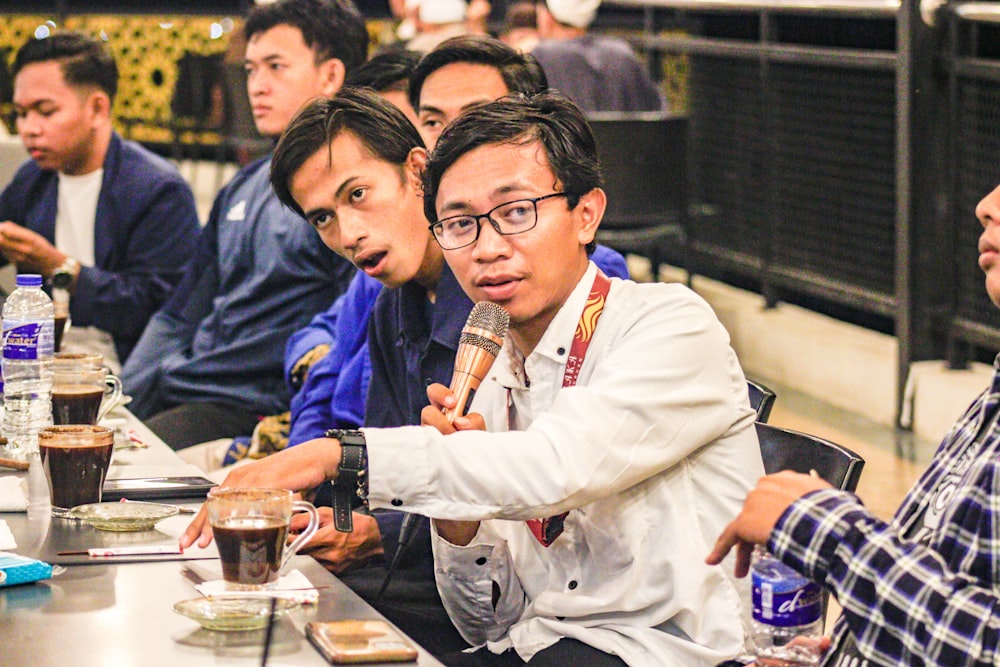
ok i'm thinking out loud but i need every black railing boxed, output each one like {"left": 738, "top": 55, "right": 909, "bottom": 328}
{"left": 602, "top": 0, "right": 942, "bottom": 423}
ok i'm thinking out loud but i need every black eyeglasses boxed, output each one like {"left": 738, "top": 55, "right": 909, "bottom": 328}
{"left": 429, "top": 193, "right": 568, "bottom": 250}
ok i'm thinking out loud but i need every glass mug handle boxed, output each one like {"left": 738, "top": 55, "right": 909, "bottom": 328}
{"left": 97, "top": 374, "right": 124, "bottom": 423}
{"left": 281, "top": 500, "right": 320, "bottom": 572}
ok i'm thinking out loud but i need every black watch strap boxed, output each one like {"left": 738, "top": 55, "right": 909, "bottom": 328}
{"left": 326, "top": 429, "right": 367, "bottom": 533}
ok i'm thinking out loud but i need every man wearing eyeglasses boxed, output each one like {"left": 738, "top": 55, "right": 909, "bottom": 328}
{"left": 187, "top": 91, "right": 762, "bottom": 665}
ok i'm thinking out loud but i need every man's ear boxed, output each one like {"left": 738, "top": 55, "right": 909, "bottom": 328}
{"left": 405, "top": 146, "right": 428, "bottom": 194}
{"left": 319, "top": 58, "right": 347, "bottom": 98}
{"left": 575, "top": 187, "right": 606, "bottom": 246}
{"left": 86, "top": 90, "right": 112, "bottom": 126}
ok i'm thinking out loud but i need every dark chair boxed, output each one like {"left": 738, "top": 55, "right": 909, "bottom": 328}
{"left": 586, "top": 112, "right": 689, "bottom": 283}
{"left": 755, "top": 422, "right": 865, "bottom": 492}
{"left": 747, "top": 379, "right": 777, "bottom": 423}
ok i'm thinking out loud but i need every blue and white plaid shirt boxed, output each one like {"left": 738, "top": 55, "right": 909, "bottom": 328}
{"left": 770, "top": 355, "right": 1000, "bottom": 667}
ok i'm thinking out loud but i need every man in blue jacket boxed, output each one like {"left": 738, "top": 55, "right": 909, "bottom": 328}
{"left": 121, "top": 0, "right": 365, "bottom": 450}
{"left": 0, "top": 31, "right": 200, "bottom": 367}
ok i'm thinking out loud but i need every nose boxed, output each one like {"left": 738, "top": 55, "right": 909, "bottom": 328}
{"left": 976, "top": 184, "right": 1000, "bottom": 229}
{"left": 470, "top": 216, "right": 512, "bottom": 261}
{"left": 16, "top": 111, "right": 38, "bottom": 137}
{"left": 336, "top": 211, "right": 368, "bottom": 252}
{"left": 246, "top": 69, "right": 267, "bottom": 98}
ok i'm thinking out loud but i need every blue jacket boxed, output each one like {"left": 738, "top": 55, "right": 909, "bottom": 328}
{"left": 286, "top": 244, "right": 629, "bottom": 445}
{"left": 0, "top": 132, "right": 200, "bottom": 362}
{"left": 122, "top": 156, "right": 355, "bottom": 419}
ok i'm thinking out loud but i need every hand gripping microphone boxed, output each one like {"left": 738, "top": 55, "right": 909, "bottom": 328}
{"left": 443, "top": 301, "right": 510, "bottom": 422}
{"left": 376, "top": 301, "right": 509, "bottom": 603}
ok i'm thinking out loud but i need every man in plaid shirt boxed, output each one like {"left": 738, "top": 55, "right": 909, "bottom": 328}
{"left": 707, "top": 184, "right": 1000, "bottom": 666}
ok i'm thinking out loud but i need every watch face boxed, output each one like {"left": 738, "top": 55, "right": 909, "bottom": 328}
{"left": 51, "top": 271, "right": 72, "bottom": 289}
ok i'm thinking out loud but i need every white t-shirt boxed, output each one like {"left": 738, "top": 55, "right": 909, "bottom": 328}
{"left": 55, "top": 169, "right": 120, "bottom": 372}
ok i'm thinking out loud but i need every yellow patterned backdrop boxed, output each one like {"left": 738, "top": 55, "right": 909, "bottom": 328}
{"left": 0, "top": 14, "right": 238, "bottom": 144}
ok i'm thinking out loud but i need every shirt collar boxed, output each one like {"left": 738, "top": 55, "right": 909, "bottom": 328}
{"left": 492, "top": 262, "right": 599, "bottom": 388}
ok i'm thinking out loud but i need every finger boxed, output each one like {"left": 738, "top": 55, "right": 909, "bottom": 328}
{"left": 425, "top": 382, "right": 456, "bottom": 410}
{"left": 705, "top": 523, "right": 738, "bottom": 565}
{"left": 179, "top": 506, "right": 210, "bottom": 549}
{"left": 734, "top": 540, "right": 754, "bottom": 578}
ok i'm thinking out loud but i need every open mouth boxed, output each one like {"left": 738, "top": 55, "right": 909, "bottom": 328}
{"left": 356, "top": 251, "right": 387, "bottom": 273}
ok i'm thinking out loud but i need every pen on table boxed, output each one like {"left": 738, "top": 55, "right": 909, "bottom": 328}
{"left": 58, "top": 545, "right": 185, "bottom": 557}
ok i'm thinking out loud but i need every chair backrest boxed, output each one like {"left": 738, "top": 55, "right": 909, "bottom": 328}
{"left": 747, "top": 379, "right": 777, "bottom": 423}
{"left": 755, "top": 422, "right": 865, "bottom": 492}
{"left": 585, "top": 112, "right": 688, "bottom": 230}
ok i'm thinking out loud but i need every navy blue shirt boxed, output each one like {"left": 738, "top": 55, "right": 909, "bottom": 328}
{"left": 122, "top": 156, "right": 355, "bottom": 419}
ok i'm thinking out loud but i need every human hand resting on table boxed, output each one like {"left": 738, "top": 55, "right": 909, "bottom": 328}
{"left": 705, "top": 470, "right": 831, "bottom": 577}
{"left": 179, "top": 436, "right": 344, "bottom": 550}
{"left": 0, "top": 221, "right": 66, "bottom": 276}
{"left": 421, "top": 382, "right": 485, "bottom": 547}
{"left": 290, "top": 506, "right": 384, "bottom": 574}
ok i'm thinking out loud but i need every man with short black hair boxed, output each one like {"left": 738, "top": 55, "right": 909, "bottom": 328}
{"left": 0, "top": 31, "right": 200, "bottom": 367}
{"left": 122, "top": 0, "right": 363, "bottom": 449}
{"left": 186, "top": 92, "right": 761, "bottom": 666}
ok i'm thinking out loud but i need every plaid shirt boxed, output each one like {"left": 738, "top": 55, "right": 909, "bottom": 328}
{"left": 770, "top": 354, "right": 1000, "bottom": 667}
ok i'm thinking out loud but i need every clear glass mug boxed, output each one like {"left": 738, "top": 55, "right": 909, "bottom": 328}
{"left": 38, "top": 425, "right": 114, "bottom": 509}
{"left": 51, "top": 367, "right": 123, "bottom": 425}
{"left": 206, "top": 488, "right": 320, "bottom": 591}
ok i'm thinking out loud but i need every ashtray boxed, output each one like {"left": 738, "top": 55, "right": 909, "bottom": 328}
{"left": 173, "top": 596, "right": 300, "bottom": 631}
{"left": 68, "top": 501, "right": 179, "bottom": 531}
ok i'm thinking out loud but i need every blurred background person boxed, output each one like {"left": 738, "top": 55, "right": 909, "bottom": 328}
{"left": 122, "top": 0, "right": 365, "bottom": 450}
{"left": 499, "top": 1, "right": 539, "bottom": 53}
{"left": 0, "top": 31, "right": 200, "bottom": 370}
{"left": 532, "top": 0, "right": 667, "bottom": 113}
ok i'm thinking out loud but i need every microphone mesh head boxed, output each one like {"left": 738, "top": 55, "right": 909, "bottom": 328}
{"left": 465, "top": 301, "right": 510, "bottom": 338}
{"left": 458, "top": 302, "right": 510, "bottom": 357}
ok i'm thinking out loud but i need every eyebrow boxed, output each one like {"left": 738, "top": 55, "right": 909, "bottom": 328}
{"left": 419, "top": 98, "right": 495, "bottom": 117}
{"left": 301, "top": 176, "right": 360, "bottom": 221}
{"left": 438, "top": 184, "right": 532, "bottom": 215}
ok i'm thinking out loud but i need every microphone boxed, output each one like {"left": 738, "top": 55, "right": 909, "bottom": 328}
{"left": 376, "top": 301, "right": 509, "bottom": 603}
{"left": 443, "top": 301, "right": 510, "bottom": 422}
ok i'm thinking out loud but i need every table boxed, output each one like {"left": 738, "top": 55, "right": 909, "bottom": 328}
{"left": 0, "top": 412, "right": 445, "bottom": 666}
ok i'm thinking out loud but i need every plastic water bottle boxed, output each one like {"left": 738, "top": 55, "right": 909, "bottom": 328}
{"left": 2, "top": 274, "right": 54, "bottom": 455}
{"left": 751, "top": 546, "right": 823, "bottom": 667}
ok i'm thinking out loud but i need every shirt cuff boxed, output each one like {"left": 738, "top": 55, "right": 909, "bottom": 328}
{"left": 768, "top": 488, "right": 870, "bottom": 583}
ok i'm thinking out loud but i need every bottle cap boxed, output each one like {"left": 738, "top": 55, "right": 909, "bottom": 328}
{"left": 14, "top": 274, "right": 42, "bottom": 287}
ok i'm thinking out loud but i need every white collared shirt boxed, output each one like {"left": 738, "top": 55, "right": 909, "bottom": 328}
{"left": 365, "top": 263, "right": 763, "bottom": 665}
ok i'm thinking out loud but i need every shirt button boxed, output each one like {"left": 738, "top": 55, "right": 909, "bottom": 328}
{"left": 424, "top": 377, "right": 433, "bottom": 386}
{"left": 475, "top": 557, "right": 487, "bottom": 565}
{"left": 567, "top": 580, "right": 578, "bottom": 590}
{"left": 557, "top": 347, "right": 566, "bottom": 356}
{"left": 391, "top": 498, "right": 403, "bottom": 507}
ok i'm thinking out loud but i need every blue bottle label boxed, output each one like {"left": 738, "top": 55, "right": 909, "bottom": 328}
{"left": 2, "top": 322, "right": 51, "bottom": 360}
{"left": 752, "top": 571, "right": 822, "bottom": 627}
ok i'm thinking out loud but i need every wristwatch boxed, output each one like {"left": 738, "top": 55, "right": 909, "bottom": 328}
{"left": 50, "top": 257, "right": 80, "bottom": 290}
{"left": 325, "top": 429, "right": 368, "bottom": 533}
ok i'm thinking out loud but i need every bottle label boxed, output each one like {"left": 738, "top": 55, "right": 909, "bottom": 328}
{"left": 752, "top": 573, "right": 823, "bottom": 627}
{"left": 2, "top": 322, "right": 52, "bottom": 360}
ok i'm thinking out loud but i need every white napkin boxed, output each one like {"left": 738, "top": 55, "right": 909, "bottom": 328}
{"left": 195, "top": 568, "right": 319, "bottom": 604}
{"left": 0, "top": 476, "right": 28, "bottom": 512}
{"left": 0, "top": 520, "right": 16, "bottom": 550}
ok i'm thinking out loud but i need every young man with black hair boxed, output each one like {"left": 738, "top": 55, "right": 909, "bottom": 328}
{"left": 0, "top": 31, "right": 200, "bottom": 367}
{"left": 185, "top": 91, "right": 761, "bottom": 666}
{"left": 121, "top": 0, "right": 365, "bottom": 450}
